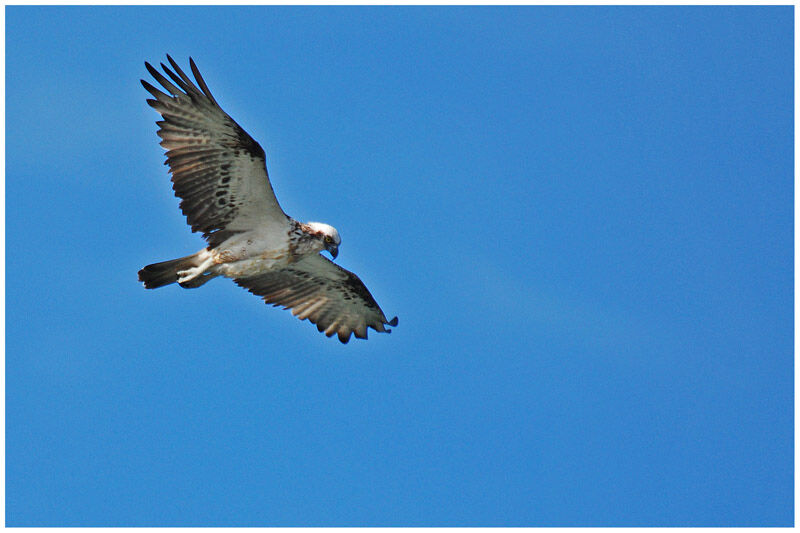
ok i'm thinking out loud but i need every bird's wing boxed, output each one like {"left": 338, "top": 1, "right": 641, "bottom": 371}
{"left": 234, "top": 254, "right": 398, "bottom": 343}
{"left": 142, "top": 55, "right": 287, "bottom": 247}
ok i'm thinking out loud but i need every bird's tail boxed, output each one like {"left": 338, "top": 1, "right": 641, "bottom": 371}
{"left": 138, "top": 250, "right": 215, "bottom": 289}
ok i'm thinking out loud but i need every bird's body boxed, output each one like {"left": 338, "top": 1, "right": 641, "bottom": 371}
{"left": 138, "top": 56, "right": 397, "bottom": 343}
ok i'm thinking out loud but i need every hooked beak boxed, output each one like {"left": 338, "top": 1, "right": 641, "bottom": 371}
{"left": 325, "top": 242, "right": 339, "bottom": 260}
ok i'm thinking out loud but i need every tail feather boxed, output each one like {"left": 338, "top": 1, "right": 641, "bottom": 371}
{"left": 138, "top": 251, "right": 206, "bottom": 289}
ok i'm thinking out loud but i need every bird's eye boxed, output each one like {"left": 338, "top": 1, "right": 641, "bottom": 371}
{"left": 324, "top": 236, "right": 333, "bottom": 243}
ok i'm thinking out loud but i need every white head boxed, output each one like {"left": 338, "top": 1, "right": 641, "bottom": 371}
{"left": 306, "top": 222, "right": 341, "bottom": 259}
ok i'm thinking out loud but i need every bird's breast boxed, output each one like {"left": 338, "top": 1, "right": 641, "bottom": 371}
{"left": 214, "top": 255, "right": 288, "bottom": 279}
{"left": 211, "top": 230, "right": 291, "bottom": 278}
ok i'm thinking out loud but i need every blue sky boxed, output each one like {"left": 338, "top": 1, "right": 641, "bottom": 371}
{"left": 6, "top": 6, "right": 793, "bottom": 526}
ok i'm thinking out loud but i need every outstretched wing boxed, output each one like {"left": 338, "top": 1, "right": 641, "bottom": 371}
{"left": 234, "top": 254, "right": 398, "bottom": 343}
{"left": 142, "top": 55, "right": 287, "bottom": 246}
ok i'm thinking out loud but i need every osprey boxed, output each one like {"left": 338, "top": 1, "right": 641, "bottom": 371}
{"left": 138, "top": 56, "right": 398, "bottom": 343}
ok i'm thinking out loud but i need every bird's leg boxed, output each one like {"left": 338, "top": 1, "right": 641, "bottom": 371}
{"left": 177, "top": 251, "right": 215, "bottom": 284}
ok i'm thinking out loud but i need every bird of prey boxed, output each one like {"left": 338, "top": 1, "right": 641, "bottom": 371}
{"left": 137, "top": 55, "right": 397, "bottom": 343}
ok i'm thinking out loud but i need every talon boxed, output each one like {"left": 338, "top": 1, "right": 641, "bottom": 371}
{"left": 176, "top": 259, "right": 213, "bottom": 284}
{"left": 177, "top": 268, "right": 195, "bottom": 283}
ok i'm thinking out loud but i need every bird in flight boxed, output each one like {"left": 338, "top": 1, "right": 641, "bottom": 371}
{"left": 138, "top": 55, "right": 398, "bottom": 343}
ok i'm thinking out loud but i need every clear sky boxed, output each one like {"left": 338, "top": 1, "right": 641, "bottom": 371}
{"left": 6, "top": 5, "right": 793, "bottom": 527}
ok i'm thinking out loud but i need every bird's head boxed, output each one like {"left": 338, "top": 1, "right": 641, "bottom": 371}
{"left": 306, "top": 222, "right": 341, "bottom": 259}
